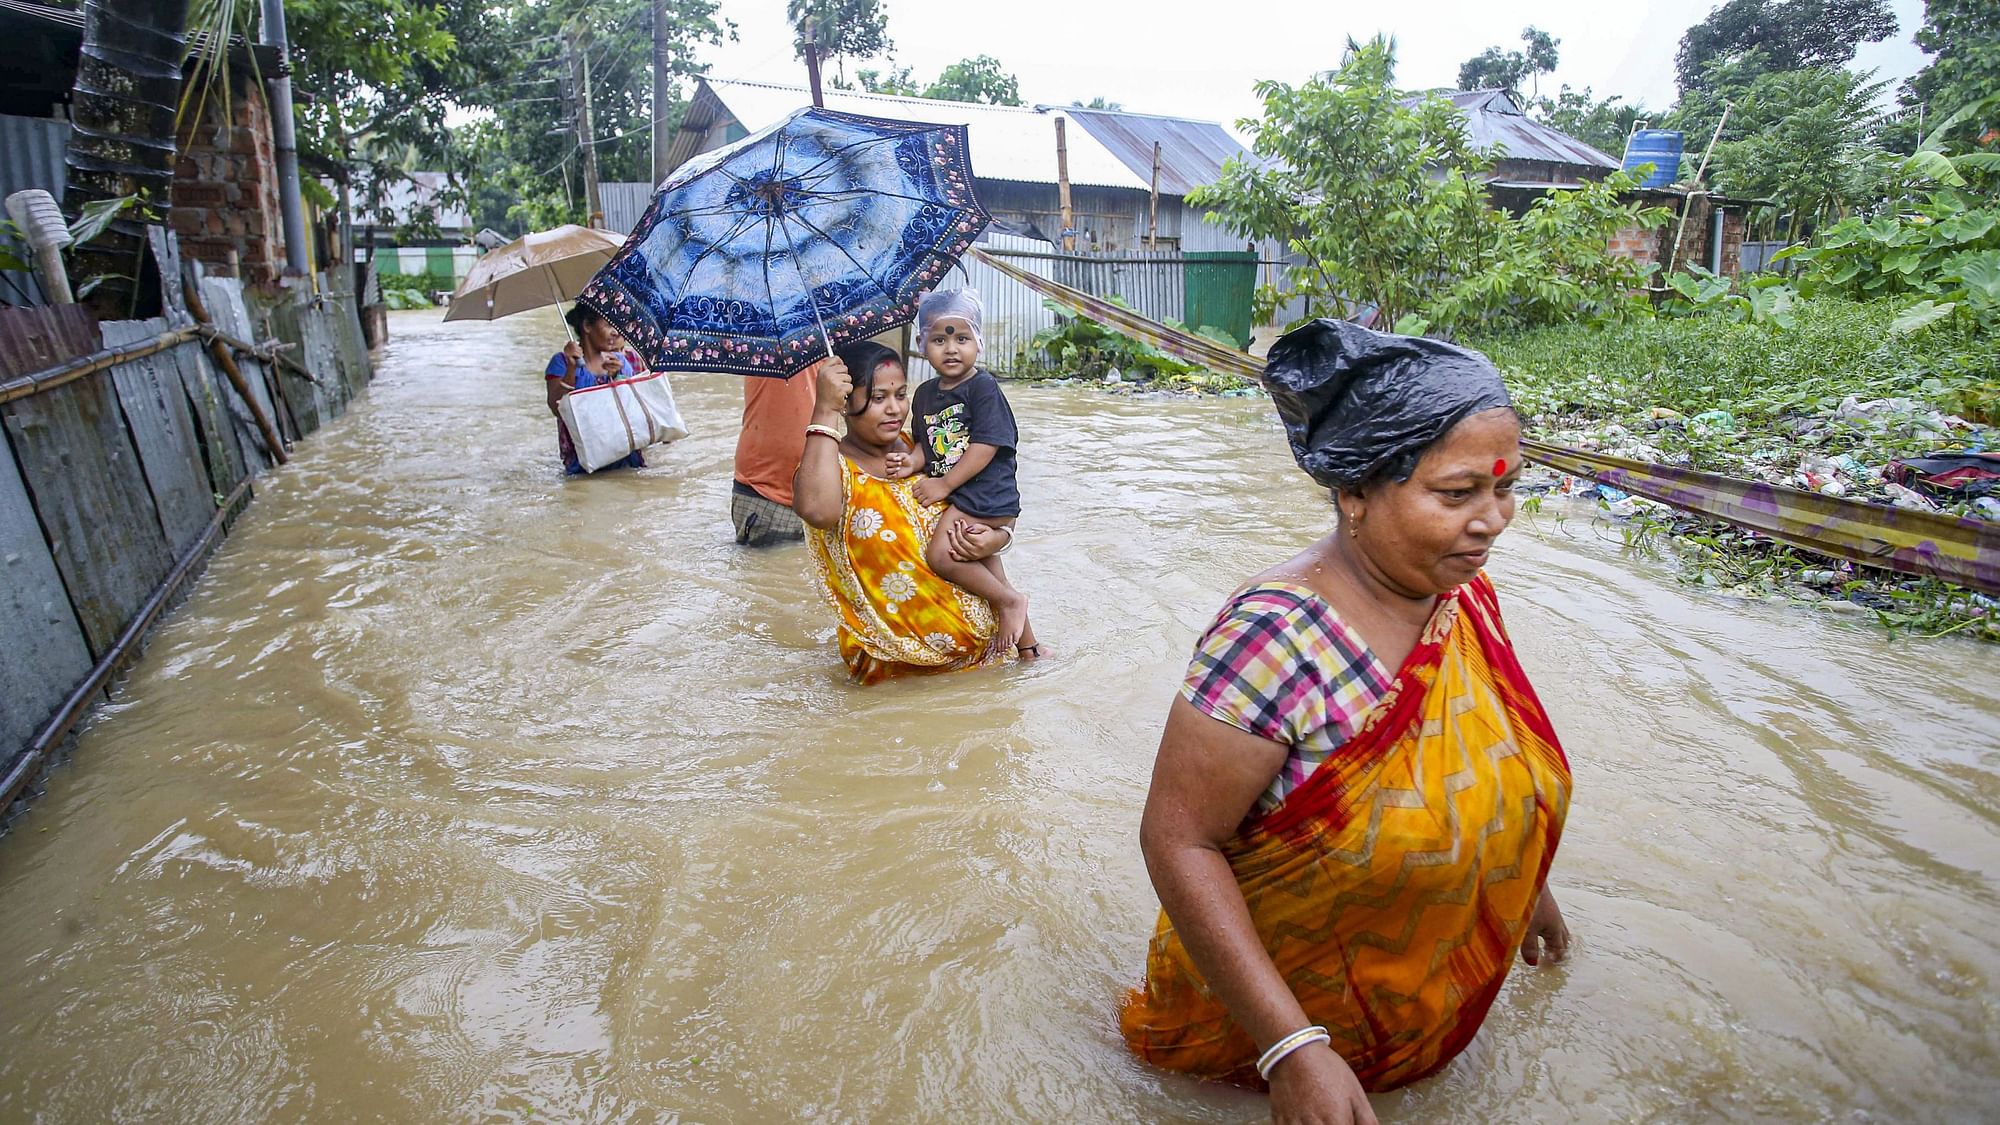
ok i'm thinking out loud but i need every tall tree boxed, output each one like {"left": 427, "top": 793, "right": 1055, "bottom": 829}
{"left": 1456, "top": 47, "right": 1528, "bottom": 93}
{"left": 1456, "top": 26, "right": 1560, "bottom": 96}
{"left": 1534, "top": 86, "right": 1648, "bottom": 156}
{"left": 787, "top": 0, "right": 891, "bottom": 84}
{"left": 1904, "top": 0, "right": 2000, "bottom": 139}
{"left": 285, "top": 0, "right": 487, "bottom": 242}
{"left": 64, "top": 0, "right": 191, "bottom": 315}
{"left": 1706, "top": 66, "right": 1891, "bottom": 236}
{"left": 851, "top": 64, "right": 917, "bottom": 96}
{"left": 1193, "top": 36, "right": 1502, "bottom": 330}
{"left": 922, "top": 56, "right": 1022, "bottom": 106}
{"left": 1675, "top": 0, "right": 1896, "bottom": 94}
{"left": 448, "top": 0, "right": 728, "bottom": 236}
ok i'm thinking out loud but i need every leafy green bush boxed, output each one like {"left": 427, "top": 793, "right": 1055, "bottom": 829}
{"left": 373, "top": 269, "right": 458, "bottom": 294}
{"left": 1472, "top": 295, "right": 1993, "bottom": 426}
{"left": 381, "top": 286, "right": 434, "bottom": 310}
{"left": 1019, "top": 298, "right": 1249, "bottom": 391}
{"left": 1658, "top": 266, "right": 1801, "bottom": 328}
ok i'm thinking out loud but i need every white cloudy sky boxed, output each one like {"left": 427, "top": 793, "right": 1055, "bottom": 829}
{"left": 692, "top": 0, "right": 1931, "bottom": 127}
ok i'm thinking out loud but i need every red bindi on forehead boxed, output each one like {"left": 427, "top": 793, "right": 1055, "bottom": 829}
{"left": 1492, "top": 458, "right": 1508, "bottom": 476}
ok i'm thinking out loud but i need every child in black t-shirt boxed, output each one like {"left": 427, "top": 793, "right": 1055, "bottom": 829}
{"left": 888, "top": 289, "right": 1035, "bottom": 657}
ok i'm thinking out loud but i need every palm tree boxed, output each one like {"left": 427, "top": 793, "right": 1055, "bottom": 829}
{"left": 63, "top": 0, "right": 193, "bottom": 316}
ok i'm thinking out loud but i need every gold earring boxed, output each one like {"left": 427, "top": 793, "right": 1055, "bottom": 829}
{"left": 1346, "top": 511, "right": 1361, "bottom": 537}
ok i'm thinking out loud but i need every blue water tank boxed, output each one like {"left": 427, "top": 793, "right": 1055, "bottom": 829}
{"left": 1621, "top": 130, "right": 1683, "bottom": 189}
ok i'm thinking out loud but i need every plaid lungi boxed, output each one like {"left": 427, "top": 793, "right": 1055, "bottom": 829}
{"left": 731, "top": 481, "right": 805, "bottom": 546}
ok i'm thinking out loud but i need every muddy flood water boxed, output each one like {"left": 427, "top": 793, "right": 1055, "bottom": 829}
{"left": 1, "top": 309, "right": 1996, "bottom": 1122}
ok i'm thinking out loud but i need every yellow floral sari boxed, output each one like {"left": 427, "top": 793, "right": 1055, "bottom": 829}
{"left": 806, "top": 452, "right": 1012, "bottom": 685}
{"left": 1121, "top": 574, "right": 1571, "bottom": 1091}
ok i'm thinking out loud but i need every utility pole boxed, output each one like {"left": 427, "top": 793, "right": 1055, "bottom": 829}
{"left": 259, "top": 0, "right": 308, "bottom": 275}
{"left": 651, "top": 1, "right": 672, "bottom": 184}
{"left": 568, "top": 24, "right": 602, "bottom": 227}
{"left": 804, "top": 23, "right": 825, "bottom": 108}
{"left": 1055, "top": 117, "right": 1075, "bottom": 253}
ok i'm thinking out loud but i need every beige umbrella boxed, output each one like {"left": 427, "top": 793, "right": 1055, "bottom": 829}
{"left": 443, "top": 224, "right": 627, "bottom": 337}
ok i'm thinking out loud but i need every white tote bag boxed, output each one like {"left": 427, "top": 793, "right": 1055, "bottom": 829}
{"left": 558, "top": 371, "right": 688, "bottom": 472}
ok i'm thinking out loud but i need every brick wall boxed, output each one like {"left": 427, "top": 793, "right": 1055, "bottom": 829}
{"left": 169, "top": 81, "right": 285, "bottom": 285}
{"left": 1605, "top": 195, "right": 1749, "bottom": 279}
{"left": 1607, "top": 221, "right": 1661, "bottom": 272}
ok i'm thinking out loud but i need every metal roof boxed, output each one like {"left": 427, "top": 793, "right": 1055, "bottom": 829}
{"left": 1411, "top": 89, "right": 1619, "bottom": 171}
{"left": 669, "top": 78, "right": 1153, "bottom": 192}
{"left": 1056, "top": 107, "right": 1258, "bottom": 197}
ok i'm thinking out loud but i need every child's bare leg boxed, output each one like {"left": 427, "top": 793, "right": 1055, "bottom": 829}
{"left": 986, "top": 554, "right": 1041, "bottom": 659}
{"left": 927, "top": 507, "right": 1027, "bottom": 650}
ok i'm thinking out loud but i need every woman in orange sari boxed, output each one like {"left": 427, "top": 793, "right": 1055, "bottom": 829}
{"left": 791, "top": 341, "right": 1028, "bottom": 684}
{"left": 1124, "top": 321, "right": 1572, "bottom": 1124}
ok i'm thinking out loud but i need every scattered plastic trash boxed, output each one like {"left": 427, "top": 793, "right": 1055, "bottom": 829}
{"left": 1973, "top": 497, "right": 2000, "bottom": 521}
{"left": 1883, "top": 482, "right": 1939, "bottom": 511}
{"left": 1886, "top": 451, "right": 2000, "bottom": 498}
{"left": 1595, "top": 484, "right": 1630, "bottom": 503}
{"left": 1691, "top": 409, "right": 1737, "bottom": 432}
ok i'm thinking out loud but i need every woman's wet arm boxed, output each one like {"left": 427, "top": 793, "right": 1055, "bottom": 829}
{"left": 1139, "top": 698, "right": 1315, "bottom": 1048}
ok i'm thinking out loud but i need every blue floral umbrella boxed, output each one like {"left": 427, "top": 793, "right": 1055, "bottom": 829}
{"left": 579, "top": 106, "right": 990, "bottom": 378}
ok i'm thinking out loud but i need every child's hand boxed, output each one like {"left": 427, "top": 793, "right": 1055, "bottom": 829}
{"left": 885, "top": 450, "right": 916, "bottom": 479}
{"left": 914, "top": 477, "right": 951, "bottom": 506}
{"left": 947, "top": 521, "right": 1009, "bottom": 562}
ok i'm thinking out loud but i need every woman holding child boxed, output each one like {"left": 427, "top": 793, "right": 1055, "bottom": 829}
{"left": 791, "top": 291, "right": 1038, "bottom": 684}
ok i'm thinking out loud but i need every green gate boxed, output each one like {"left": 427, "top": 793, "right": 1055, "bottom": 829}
{"left": 1182, "top": 250, "right": 1257, "bottom": 346}
{"left": 424, "top": 245, "right": 457, "bottom": 282}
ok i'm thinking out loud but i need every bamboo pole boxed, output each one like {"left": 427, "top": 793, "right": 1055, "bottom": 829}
{"left": 0, "top": 326, "right": 200, "bottom": 405}
{"left": 1665, "top": 102, "right": 1733, "bottom": 279}
{"left": 1148, "top": 140, "right": 1161, "bottom": 250}
{"left": 183, "top": 272, "right": 290, "bottom": 465}
{"left": 1056, "top": 117, "right": 1075, "bottom": 253}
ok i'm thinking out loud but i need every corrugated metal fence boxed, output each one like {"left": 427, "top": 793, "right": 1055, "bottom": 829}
{"left": 1, "top": 230, "right": 374, "bottom": 824}
{"left": 907, "top": 234, "right": 1189, "bottom": 380}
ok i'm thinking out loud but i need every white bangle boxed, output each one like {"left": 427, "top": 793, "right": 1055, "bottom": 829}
{"left": 804, "top": 424, "right": 842, "bottom": 442}
{"left": 1256, "top": 1025, "right": 1331, "bottom": 1081}
{"left": 992, "top": 526, "right": 1015, "bottom": 555}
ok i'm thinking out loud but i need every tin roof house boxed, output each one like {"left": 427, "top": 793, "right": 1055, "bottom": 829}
{"left": 617, "top": 78, "right": 1262, "bottom": 255}
{"left": 1420, "top": 88, "right": 1751, "bottom": 278}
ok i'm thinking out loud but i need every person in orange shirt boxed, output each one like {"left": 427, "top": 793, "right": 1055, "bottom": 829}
{"left": 731, "top": 361, "right": 820, "bottom": 545}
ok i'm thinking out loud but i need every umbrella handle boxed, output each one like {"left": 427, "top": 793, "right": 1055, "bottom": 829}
{"left": 548, "top": 265, "right": 577, "bottom": 344}
{"left": 808, "top": 294, "right": 834, "bottom": 361}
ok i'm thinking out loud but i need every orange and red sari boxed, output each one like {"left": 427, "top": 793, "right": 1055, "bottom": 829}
{"left": 1121, "top": 573, "right": 1571, "bottom": 1091}
{"left": 806, "top": 453, "right": 1012, "bottom": 685}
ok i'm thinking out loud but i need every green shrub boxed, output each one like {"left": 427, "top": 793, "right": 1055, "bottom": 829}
{"left": 1017, "top": 298, "right": 1250, "bottom": 392}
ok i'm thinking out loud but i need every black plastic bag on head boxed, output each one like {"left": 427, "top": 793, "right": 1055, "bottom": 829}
{"left": 1261, "top": 319, "right": 1512, "bottom": 492}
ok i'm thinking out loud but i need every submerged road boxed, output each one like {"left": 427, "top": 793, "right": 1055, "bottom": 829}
{"left": 2, "top": 309, "right": 1996, "bottom": 1121}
